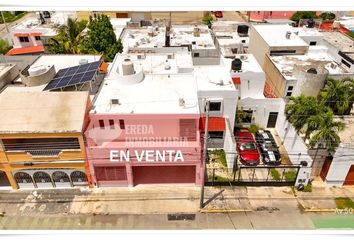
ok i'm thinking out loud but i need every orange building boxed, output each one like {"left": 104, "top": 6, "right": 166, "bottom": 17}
{"left": 0, "top": 91, "right": 92, "bottom": 189}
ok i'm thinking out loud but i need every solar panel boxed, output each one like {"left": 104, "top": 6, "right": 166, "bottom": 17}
{"left": 43, "top": 60, "right": 101, "bottom": 91}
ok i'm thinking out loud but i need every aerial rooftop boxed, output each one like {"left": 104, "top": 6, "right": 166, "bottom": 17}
{"left": 93, "top": 53, "right": 199, "bottom": 114}
{"left": 252, "top": 24, "right": 308, "bottom": 47}
{"left": 170, "top": 25, "right": 216, "bottom": 50}
{"left": 12, "top": 12, "right": 76, "bottom": 36}
{"left": 0, "top": 90, "right": 89, "bottom": 133}
{"left": 110, "top": 18, "right": 131, "bottom": 39}
{"left": 322, "top": 31, "right": 354, "bottom": 53}
{"left": 121, "top": 26, "right": 166, "bottom": 53}
{"left": 270, "top": 52, "right": 348, "bottom": 80}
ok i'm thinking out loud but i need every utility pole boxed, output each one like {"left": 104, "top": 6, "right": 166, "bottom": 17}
{"left": 1, "top": 11, "right": 9, "bottom": 34}
{"left": 200, "top": 100, "right": 210, "bottom": 209}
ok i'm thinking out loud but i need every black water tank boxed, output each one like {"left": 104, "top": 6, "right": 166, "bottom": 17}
{"left": 307, "top": 68, "right": 317, "bottom": 74}
{"left": 231, "top": 58, "right": 242, "bottom": 71}
{"left": 307, "top": 19, "right": 315, "bottom": 28}
{"left": 43, "top": 11, "right": 51, "bottom": 18}
{"left": 237, "top": 25, "right": 249, "bottom": 35}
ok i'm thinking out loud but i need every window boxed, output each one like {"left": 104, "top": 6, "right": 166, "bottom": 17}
{"left": 193, "top": 52, "right": 200, "bottom": 58}
{"left": 286, "top": 86, "right": 294, "bottom": 97}
{"left": 109, "top": 119, "right": 115, "bottom": 129}
{"left": 270, "top": 50, "right": 296, "bottom": 56}
{"left": 119, "top": 120, "right": 125, "bottom": 130}
{"left": 309, "top": 41, "right": 317, "bottom": 46}
{"left": 209, "top": 131, "right": 224, "bottom": 139}
{"left": 341, "top": 59, "right": 351, "bottom": 68}
{"left": 99, "top": 120, "right": 105, "bottom": 129}
{"left": 209, "top": 102, "right": 222, "bottom": 111}
{"left": 19, "top": 36, "right": 29, "bottom": 42}
{"left": 270, "top": 11, "right": 273, "bottom": 16}
{"left": 35, "top": 36, "right": 41, "bottom": 41}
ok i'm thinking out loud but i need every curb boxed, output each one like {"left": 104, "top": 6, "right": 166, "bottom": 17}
{"left": 200, "top": 209, "right": 253, "bottom": 213}
{"left": 297, "top": 199, "right": 336, "bottom": 212}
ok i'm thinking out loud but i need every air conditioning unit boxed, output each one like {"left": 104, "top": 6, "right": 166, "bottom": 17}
{"left": 137, "top": 54, "right": 145, "bottom": 59}
{"left": 167, "top": 54, "right": 173, "bottom": 59}
{"left": 111, "top": 99, "right": 120, "bottom": 105}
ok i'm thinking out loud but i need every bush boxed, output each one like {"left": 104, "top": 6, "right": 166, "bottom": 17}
{"left": 290, "top": 11, "right": 318, "bottom": 22}
{"left": 319, "top": 12, "right": 336, "bottom": 20}
{"left": 0, "top": 38, "right": 11, "bottom": 54}
{"left": 202, "top": 14, "right": 213, "bottom": 27}
{"left": 335, "top": 197, "right": 354, "bottom": 209}
{"left": 248, "top": 124, "right": 262, "bottom": 134}
{"left": 284, "top": 170, "right": 297, "bottom": 182}
{"left": 270, "top": 169, "right": 281, "bottom": 181}
{"left": 303, "top": 184, "right": 312, "bottom": 192}
{"left": 210, "top": 149, "right": 227, "bottom": 167}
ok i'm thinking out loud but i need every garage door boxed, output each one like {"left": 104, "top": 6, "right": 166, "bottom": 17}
{"left": 133, "top": 166, "right": 196, "bottom": 185}
{"left": 344, "top": 165, "right": 354, "bottom": 185}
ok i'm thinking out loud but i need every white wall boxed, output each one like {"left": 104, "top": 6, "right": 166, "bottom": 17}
{"left": 238, "top": 97, "right": 283, "bottom": 128}
{"left": 275, "top": 99, "right": 313, "bottom": 165}
{"left": 325, "top": 146, "right": 354, "bottom": 186}
{"left": 198, "top": 89, "right": 238, "bottom": 131}
{"left": 223, "top": 117, "right": 236, "bottom": 171}
{"left": 231, "top": 70, "right": 265, "bottom": 99}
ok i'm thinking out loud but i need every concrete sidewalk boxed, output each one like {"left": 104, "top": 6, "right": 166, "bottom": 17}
{"left": 0, "top": 185, "right": 353, "bottom": 216}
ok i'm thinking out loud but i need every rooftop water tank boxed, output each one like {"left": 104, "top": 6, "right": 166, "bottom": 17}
{"left": 28, "top": 65, "right": 48, "bottom": 76}
{"left": 307, "top": 19, "right": 315, "bottom": 28}
{"left": 122, "top": 58, "right": 135, "bottom": 76}
{"left": 231, "top": 58, "right": 242, "bottom": 71}
{"left": 307, "top": 68, "right": 317, "bottom": 74}
{"left": 79, "top": 59, "right": 89, "bottom": 65}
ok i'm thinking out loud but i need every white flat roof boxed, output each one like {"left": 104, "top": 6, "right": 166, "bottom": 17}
{"left": 110, "top": 18, "right": 131, "bottom": 39}
{"left": 322, "top": 31, "right": 354, "bottom": 53}
{"left": 222, "top": 54, "right": 264, "bottom": 74}
{"left": 253, "top": 24, "right": 308, "bottom": 47}
{"left": 0, "top": 90, "right": 88, "bottom": 133}
{"left": 12, "top": 12, "right": 76, "bottom": 36}
{"left": 270, "top": 52, "right": 348, "bottom": 80}
{"left": 31, "top": 54, "right": 102, "bottom": 72}
{"left": 93, "top": 53, "right": 199, "bottom": 114}
{"left": 121, "top": 26, "right": 166, "bottom": 53}
{"left": 170, "top": 25, "right": 216, "bottom": 50}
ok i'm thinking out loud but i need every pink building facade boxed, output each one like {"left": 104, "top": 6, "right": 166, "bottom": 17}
{"left": 84, "top": 114, "right": 203, "bottom": 187}
{"left": 248, "top": 11, "right": 295, "bottom": 22}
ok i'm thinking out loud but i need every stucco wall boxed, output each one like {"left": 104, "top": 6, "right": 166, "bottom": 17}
{"left": 248, "top": 26, "right": 270, "bottom": 68}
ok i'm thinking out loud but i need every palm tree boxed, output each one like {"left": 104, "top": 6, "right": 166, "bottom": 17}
{"left": 309, "top": 111, "right": 345, "bottom": 152}
{"left": 285, "top": 95, "right": 324, "bottom": 138}
{"left": 320, "top": 77, "right": 354, "bottom": 115}
{"left": 47, "top": 18, "right": 88, "bottom": 54}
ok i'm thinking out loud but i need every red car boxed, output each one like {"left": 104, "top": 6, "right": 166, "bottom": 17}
{"left": 214, "top": 11, "right": 223, "bottom": 18}
{"left": 235, "top": 129, "right": 260, "bottom": 166}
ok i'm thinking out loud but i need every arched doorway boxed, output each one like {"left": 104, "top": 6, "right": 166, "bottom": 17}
{"left": 70, "top": 171, "right": 88, "bottom": 186}
{"left": 52, "top": 171, "right": 72, "bottom": 188}
{"left": 14, "top": 172, "right": 35, "bottom": 189}
{"left": 33, "top": 171, "right": 53, "bottom": 188}
{"left": 0, "top": 171, "right": 11, "bottom": 187}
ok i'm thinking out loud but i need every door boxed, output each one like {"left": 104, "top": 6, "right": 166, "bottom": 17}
{"left": 344, "top": 165, "right": 354, "bottom": 185}
{"left": 320, "top": 157, "right": 332, "bottom": 181}
{"left": 133, "top": 166, "right": 196, "bottom": 185}
{"left": 267, "top": 112, "right": 279, "bottom": 128}
{"left": 0, "top": 171, "right": 11, "bottom": 187}
{"left": 94, "top": 167, "right": 127, "bottom": 186}
{"left": 116, "top": 12, "right": 128, "bottom": 18}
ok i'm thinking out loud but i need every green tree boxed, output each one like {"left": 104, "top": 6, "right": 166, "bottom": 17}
{"left": 82, "top": 14, "right": 123, "bottom": 61}
{"left": 290, "top": 11, "right": 318, "bottom": 22}
{"left": 309, "top": 111, "right": 345, "bottom": 152}
{"left": 47, "top": 18, "right": 88, "bottom": 54}
{"left": 319, "top": 78, "right": 354, "bottom": 115}
{"left": 202, "top": 14, "right": 213, "bottom": 28}
{"left": 0, "top": 38, "right": 11, "bottom": 54}
{"left": 319, "top": 12, "right": 336, "bottom": 20}
{"left": 285, "top": 94, "right": 345, "bottom": 152}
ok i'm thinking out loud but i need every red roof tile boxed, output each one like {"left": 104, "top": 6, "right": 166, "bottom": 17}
{"left": 200, "top": 117, "right": 226, "bottom": 131}
{"left": 232, "top": 77, "right": 241, "bottom": 85}
{"left": 6, "top": 45, "right": 45, "bottom": 56}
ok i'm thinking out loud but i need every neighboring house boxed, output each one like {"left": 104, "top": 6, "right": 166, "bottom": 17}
{"left": 77, "top": 11, "right": 150, "bottom": 23}
{"left": 0, "top": 91, "right": 91, "bottom": 190}
{"left": 321, "top": 31, "right": 354, "bottom": 73}
{"left": 0, "top": 63, "right": 19, "bottom": 92}
{"left": 7, "top": 12, "right": 76, "bottom": 56}
{"left": 248, "top": 24, "right": 309, "bottom": 68}
{"left": 247, "top": 11, "right": 296, "bottom": 22}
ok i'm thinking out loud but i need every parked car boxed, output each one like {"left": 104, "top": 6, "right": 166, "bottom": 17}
{"left": 255, "top": 130, "right": 281, "bottom": 165}
{"left": 235, "top": 129, "right": 260, "bottom": 166}
{"left": 214, "top": 11, "right": 223, "bottom": 18}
